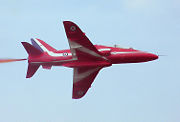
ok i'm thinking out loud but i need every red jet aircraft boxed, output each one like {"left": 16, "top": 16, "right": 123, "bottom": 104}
{"left": 0, "top": 21, "right": 158, "bottom": 99}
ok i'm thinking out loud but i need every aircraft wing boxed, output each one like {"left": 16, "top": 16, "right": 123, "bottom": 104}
{"left": 72, "top": 67, "right": 103, "bottom": 99}
{"left": 63, "top": 21, "right": 107, "bottom": 61}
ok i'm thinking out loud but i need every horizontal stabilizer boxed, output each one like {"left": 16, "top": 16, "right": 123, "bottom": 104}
{"left": 21, "top": 42, "right": 43, "bottom": 56}
{"left": 26, "top": 63, "right": 40, "bottom": 78}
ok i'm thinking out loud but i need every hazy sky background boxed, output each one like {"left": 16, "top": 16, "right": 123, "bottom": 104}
{"left": 0, "top": 0, "right": 179, "bottom": 122}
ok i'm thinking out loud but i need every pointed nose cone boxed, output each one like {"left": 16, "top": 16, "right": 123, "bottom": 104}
{"left": 149, "top": 53, "right": 159, "bottom": 61}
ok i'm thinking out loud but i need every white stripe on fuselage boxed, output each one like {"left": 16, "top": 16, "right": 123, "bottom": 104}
{"left": 98, "top": 48, "right": 111, "bottom": 51}
{"left": 111, "top": 51, "right": 141, "bottom": 55}
{"left": 33, "top": 38, "right": 141, "bottom": 57}
{"left": 33, "top": 38, "right": 72, "bottom": 57}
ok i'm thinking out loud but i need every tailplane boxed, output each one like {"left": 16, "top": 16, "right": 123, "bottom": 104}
{"left": 26, "top": 63, "right": 40, "bottom": 78}
{"left": 21, "top": 42, "right": 43, "bottom": 56}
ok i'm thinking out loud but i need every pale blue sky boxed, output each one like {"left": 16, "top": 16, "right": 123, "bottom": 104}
{"left": 0, "top": 0, "right": 180, "bottom": 122}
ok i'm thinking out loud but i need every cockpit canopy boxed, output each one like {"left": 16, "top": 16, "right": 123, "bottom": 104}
{"left": 114, "top": 44, "right": 133, "bottom": 49}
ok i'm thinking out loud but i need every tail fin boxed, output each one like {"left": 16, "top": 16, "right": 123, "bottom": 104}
{"left": 22, "top": 39, "right": 56, "bottom": 78}
{"left": 26, "top": 63, "right": 40, "bottom": 78}
{"left": 21, "top": 42, "right": 42, "bottom": 78}
{"left": 21, "top": 42, "right": 43, "bottom": 56}
{"left": 31, "top": 38, "right": 57, "bottom": 52}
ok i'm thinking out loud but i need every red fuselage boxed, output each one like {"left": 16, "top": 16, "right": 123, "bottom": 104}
{"left": 28, "top": 45, "right": 158, "bottom": 68}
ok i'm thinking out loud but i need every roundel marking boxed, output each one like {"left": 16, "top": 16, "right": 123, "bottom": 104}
{"left": 70, "top": 26, "right": 76, "bottom": 31}
{"left": 63, "top": 52, "right": 68, "bottom": 56}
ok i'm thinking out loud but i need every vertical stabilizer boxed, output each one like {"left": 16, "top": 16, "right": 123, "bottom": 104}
{"left": 31, "top": 38, "right": 57, "bottom": 52}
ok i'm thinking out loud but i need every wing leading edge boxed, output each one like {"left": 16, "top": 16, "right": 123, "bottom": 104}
{"left": 63, "top": 21, "right": 108, "bottom": 61}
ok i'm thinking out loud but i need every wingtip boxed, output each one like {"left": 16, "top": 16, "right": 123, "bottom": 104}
{"left": 63, "top": 21, "right": 77, "bottom": 26}
{"left": 72, "top": 95, "right": 84, "bottom": 99}
{"left": 21, "top": 42, "right": 26, "bottom": 44}
{"left": 26, "top": 76, "right": 31, "bottom": 78}
{"left": 21, "top": 42, "right": 28, "bottom": 47}
{"left": 72, "top": 89, "right": 87, "bottom": 99}
{"left": 63, "top": 20, "right": 73, "bottom": 23}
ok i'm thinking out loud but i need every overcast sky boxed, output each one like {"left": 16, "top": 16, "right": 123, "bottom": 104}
{"left": 0, "top": 0, "right": 179, "bottom": 122}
